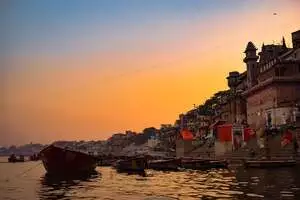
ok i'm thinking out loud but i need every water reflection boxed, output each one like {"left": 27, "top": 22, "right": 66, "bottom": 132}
{"left": 2, "top": 161, "right": 300, "bottom": 200}
{"left": 235, "top": 167, "right": 300, "bottom": 199}
{"left": 116, "top": 169, "right": 147, "bottom": 177}
{"left": 38, "top": 172, "right": 100, "bottom": 200}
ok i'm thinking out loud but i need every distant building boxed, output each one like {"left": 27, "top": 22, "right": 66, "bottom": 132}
{"left": 147, "top": 137, "right": 159, "bottom": 148}
{"left": 125, "top": 130, "right": 136, "bottom": 138}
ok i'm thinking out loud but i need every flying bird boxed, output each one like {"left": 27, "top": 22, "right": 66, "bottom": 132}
{"left": 273, "top": 13, "right": 278, "bottom": 15}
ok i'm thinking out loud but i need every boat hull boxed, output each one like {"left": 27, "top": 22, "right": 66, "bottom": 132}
{"left": 244, "top": 160, "right": 296, "bottom": 168}
{"left": 115, "top": 157, "right": 147, "bottom": 172}
{"left": 8, "top": 158, "right": 25, "bottom": 163}
{"left": 8, "top": 155, "right": 25, "bottom": 163}
{"left": 181, "top": 159, "right": 228, "bottom": 170}
{"left": 148, "top": 159, "right": 181, "bottom": 171}
{"left": 39, "top": 145, "right": 97, "bottom": 175}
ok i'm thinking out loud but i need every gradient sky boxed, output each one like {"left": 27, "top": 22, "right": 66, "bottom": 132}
{"left": 1, "top": 0, "right": 300, "bottom": 146}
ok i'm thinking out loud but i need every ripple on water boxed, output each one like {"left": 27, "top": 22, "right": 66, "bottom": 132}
{"left": 2, "top": 160, "right": 300, "bottom": 200}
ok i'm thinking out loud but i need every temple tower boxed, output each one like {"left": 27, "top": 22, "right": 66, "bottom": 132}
{"left": 243, "top": 42, "right": 259, "bottom": 88}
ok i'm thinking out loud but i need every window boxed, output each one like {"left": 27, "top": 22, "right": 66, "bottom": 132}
{"left": 298, "top": 64, "right": 300, "bottom": 73}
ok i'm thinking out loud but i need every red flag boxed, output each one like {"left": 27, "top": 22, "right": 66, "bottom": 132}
{"left": 181, "top": 130, "right": 194, "bottom": 140}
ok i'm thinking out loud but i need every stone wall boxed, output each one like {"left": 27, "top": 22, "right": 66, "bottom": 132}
{"left": 176, "top": 139, "right": 214, "bottom": 158}
{"left": 247, "top": 85, "right": 277, "bottom": 127}
{"left": 176, "top": 133, "right": 297, "bottom": 161}
{"left": 277, "top": 83, "right": 300, "bottom": 107}
{"left": 215, "top": 141, "right": 232, "bottom": 157}
{"left": 247, "top": 83, "right": 299, "bottom": 127}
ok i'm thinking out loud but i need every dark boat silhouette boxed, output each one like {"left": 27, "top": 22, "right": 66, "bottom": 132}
{"left": 39, "top": 144, "right": 97, "bottom": 175}
{"left": 114, "top": 157, "right": 147, "bottom": 172}
{"left": 244, "top": 159, "right": 296, "bottom": 168}
{"left": 181, "top": 158, "right": 228, "bottom": 170}
{"left": 148, "top": 158, "right": 181, "bottom": 171}
{"left": 8, "top": 154, "right": 25, "bottom": 163}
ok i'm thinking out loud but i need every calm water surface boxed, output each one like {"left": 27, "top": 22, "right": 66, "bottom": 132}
{"left": 1, "top": 157, "right": 300, "bottom": 200}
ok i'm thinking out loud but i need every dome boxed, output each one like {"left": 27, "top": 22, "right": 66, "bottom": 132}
{"left": 244, "top": 41, "right": 257, "bottom": 52}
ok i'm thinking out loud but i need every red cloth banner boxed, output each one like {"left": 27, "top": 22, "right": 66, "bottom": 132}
{"left": 217, "top": 125, "right": 232, "bottom": 142}
{"left": 243, "top": 128, "right": 255, "bottom": 141}
{"left": 281, "top": 130, "right": 293, "bottom": 147}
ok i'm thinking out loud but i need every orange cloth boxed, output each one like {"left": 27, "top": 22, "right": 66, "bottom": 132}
{"left": 181, "top": 130, "right": 194, "bottom": 140}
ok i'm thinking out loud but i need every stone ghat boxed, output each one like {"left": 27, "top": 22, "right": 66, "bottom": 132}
{"left": 177, "top": 134, "right": 297, "bottom": 163}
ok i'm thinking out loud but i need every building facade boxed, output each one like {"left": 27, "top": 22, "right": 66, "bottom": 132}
{"left": 243, "top": 30, "right": 300, "bottom": 129}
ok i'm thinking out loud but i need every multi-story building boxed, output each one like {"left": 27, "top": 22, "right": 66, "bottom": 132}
{"left": 222, "top": 30, "right": 300, "bottom": 129}
{"left": 243, "top": 30, "right": 300, "bottom": 128}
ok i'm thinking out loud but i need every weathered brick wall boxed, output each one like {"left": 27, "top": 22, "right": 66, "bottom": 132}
{"left": 247, "top": 86, "right": 277, "bottom": 127}
{"left": 277, "top": 83, "right": 300, "bottom": 107}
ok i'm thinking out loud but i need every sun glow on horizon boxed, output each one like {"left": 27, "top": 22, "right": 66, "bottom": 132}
{"left": 1, "top": 0, "right": 300, "bottom": 145}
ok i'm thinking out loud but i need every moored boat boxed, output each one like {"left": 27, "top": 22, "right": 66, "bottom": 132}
{"left": 29, "top": 154, "right": 40, "bottom": 161}
{"left": 148, "top": 158, "right": 181, "bottom": 171}
{"left": 181, "top": 158, "right": 228, "bottom": 170}
{"left": 8, "top": 154, "right": 25, "bottom": 163}
{"left": 115, "top": 157, "right": 147, "bottom": 172}
{"left": 244, "top": 159, "right": 296, "bottom": 168}
{"left": 39, "top": 144, "right": 97, "bottom": 175}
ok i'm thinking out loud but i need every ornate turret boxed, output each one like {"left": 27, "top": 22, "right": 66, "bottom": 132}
{"left": 227, "top": 71, "right": 240, "bottom": 90}
{"left": 243, "top": 41, "right": 259, "bottom": 88}
{"left": 243, "top": 42, "right": 259, "bottom": 62}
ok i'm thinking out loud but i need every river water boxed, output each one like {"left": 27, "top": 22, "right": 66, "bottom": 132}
{"left": 0, "top": 157, "right": 300, "bottom": 200}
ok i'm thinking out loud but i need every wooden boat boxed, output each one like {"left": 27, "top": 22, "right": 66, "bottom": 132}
{"left": 181, "top": 158, "right": 228, "bottom": 170}
{"left": 39, "top": 144, "right": 97, "bottom": 175}
{"left": 148, "top": 158, "right": 181, "bottom": 171}
{"left": 244, "top": 159, "right": 296, "bottom": 168}
{"left": 29, "top": 154, "right": 40, "bottom": 161}
{"left": 8, "top": 154, "right": 25, "bottom": 163}
{"left": 115, "top": 157, "right": 147, "bottom": 172}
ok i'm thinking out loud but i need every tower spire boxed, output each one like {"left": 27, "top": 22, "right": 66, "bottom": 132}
{"left": 282, "top": 36, "right": 287, "bottom": 49}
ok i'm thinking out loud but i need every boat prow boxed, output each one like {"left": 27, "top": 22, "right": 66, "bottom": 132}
{"left": 39, "top": 144, "right": 97, "bottom": 175}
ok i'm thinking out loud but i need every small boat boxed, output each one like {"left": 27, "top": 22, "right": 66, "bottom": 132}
{"left": 244, "top": 159, "right": 296, "bottom": 168}
{"left": 8, "top": 154, "right": 25, "bottom": 163}
{"left": 181, "top": 158, "right": 228, "bottom": 170}
{"left": 115, "top": 157, "right": 147, "bottom": 172}
{"left": 29, "top": 154, "right": 40, "bottom": 161}
{"left": 148, "top": 158, "right": 181, "bottom": 171}
{"left": 39, "top": 144, "right": 97, "bottom": 175}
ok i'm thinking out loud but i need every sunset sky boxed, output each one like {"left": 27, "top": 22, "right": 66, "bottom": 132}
{"left": 1, "top": 0, "right": 300, "bottom": 146}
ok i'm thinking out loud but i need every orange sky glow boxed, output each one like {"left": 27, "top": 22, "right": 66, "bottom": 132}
{"left": 1, "top": 1, "right": 300, "bottom": 145}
